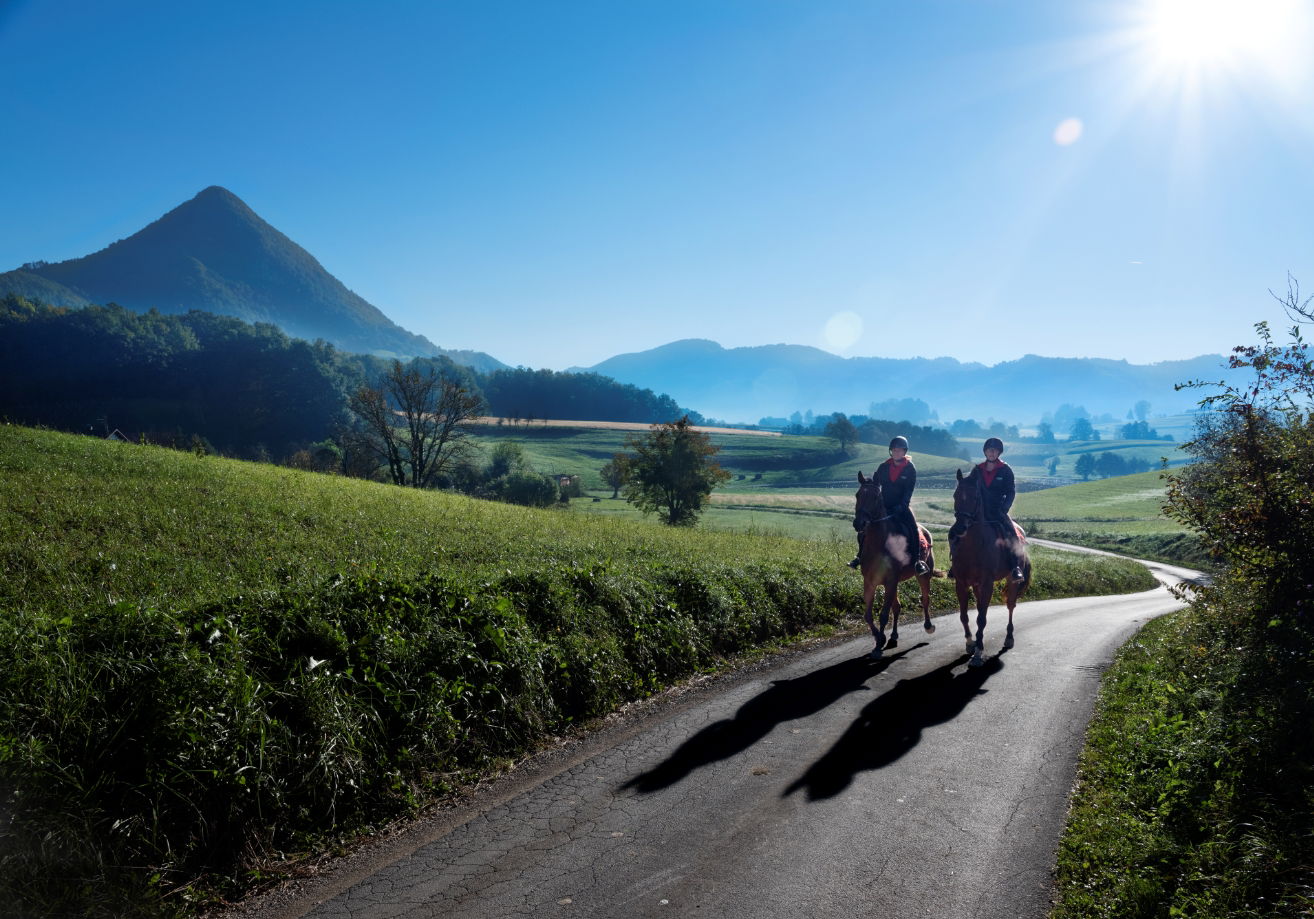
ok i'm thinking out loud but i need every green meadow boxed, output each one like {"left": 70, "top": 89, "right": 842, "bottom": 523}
{"left": 1009, "top": 470, "right": 1205, "bottom": 567}
{"left": 0, "top": 423, "right": 1156, "bottom": 916}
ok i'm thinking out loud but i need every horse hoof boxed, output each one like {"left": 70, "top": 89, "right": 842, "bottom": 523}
{"left": 1003, "top": 635, "right": 1015, "bottom": 650}
{"left": 969, "top": 653, "right": 985, "bottom": 668}
{"left": 924, "top": 623, "right": 936, "bottom": 634}
{"left": 869, "top": 646, "right": 884, "bottom": 660}
{"left": 965, "top": 640, "right": 975, "bottom": 655}
{"left": 874, "top": 633, "right": 887, "bottom": 651}
{"left": 886, "top": 638, "right": 898, "bottom": 650}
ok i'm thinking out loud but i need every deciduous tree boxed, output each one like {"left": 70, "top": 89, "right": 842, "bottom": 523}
{"left": 623, "top": 416, "right": 731, "bottom": 526}
{"left": 823, "top": 413, "right": 860, "bottom": 453}
{"left": 1069, "top": 417, "right": 1098, "bottom": 442}
{"left": 349, "top": 359, "right": 483, "bottom": 487}
{"left": 1074, "top": 452, "right": 1096, "bottom": 480}
{"left": 599, "top": 452, "right": 632, "bottom": 499}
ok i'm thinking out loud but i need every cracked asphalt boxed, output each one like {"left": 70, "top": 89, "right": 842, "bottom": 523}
{"left": 228, "top": 563, "right": 1193, "bottom": 919}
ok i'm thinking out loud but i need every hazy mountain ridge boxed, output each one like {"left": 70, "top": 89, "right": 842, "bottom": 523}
{"left": 580, "top": 339, "right": 1235, "bottom": 423}
{"left": 0, "top": 186, "right": 506, "bottom": 369}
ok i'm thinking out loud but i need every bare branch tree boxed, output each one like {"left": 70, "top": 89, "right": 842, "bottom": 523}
{"left": 393, "top": 362, "right": 484, "bottom": 487}
{"left": 348, "top": 381, "right": 406, "bottom": 484}
{"left": 348, "top": 360, "right": 485, "bottom": 487}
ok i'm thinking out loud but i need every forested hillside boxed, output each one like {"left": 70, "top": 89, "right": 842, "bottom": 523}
{"left": 0, "top": 295, "right": 701, "bottom": 457}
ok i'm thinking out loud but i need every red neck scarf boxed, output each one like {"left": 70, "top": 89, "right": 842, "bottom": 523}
{"left": 978, "top": 459, "right": 1006, "bottom": 487}
{"left": 888, "top": 457, "right": 908, "bottom": 482}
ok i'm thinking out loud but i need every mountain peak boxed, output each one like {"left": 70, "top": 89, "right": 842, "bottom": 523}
{"left": 3, "top": 187, "right": 446, "bottom": 358}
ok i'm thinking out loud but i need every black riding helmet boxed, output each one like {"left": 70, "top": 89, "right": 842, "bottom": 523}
{"left": 889, "top": 435, "right": 909, "bottom": 451}
{"left": 983, "top": 437, "right": 1004, "bottom": 453}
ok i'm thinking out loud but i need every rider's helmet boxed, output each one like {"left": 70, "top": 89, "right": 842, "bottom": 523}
{"left": 889, "top": 435, "right": 909, "bottom": 451}
{"left": 983, "top": 437, "right": 1005, "bottom": 454}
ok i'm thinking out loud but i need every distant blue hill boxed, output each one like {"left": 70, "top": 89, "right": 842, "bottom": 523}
{"left": 0, "top": 186, "right": 508, "bottom": 371}
{"left": 577, "top": 338, "right": 1236, "bottom": 424}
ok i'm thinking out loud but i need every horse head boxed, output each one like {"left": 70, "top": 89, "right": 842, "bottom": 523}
{"left": 855, "top": 471, "right": 884, "bottom": 529}
{"left": 952, "top": 467, "right": 980, "bottom": 521}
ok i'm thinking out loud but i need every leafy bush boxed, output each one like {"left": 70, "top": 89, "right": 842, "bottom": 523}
{"left": 1055, "top": 285, "right": 1314, "bottom": 918}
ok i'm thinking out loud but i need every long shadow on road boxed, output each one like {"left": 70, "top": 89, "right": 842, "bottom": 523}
{"left": 623, "top": 644, "right": 927, "bottom": 794}
{"left": 784, "top": 655, "right": 1004, "bottom": 801}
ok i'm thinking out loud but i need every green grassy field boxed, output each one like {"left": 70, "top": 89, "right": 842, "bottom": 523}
{"left": 1006, "top": 470, "right": 1205, "bottom": 567}
{"left": 0, "top": 423, "right": 1158, "bottom": 917}
{"left": 468, "top": 422, "right": 969, "bottom": 492}
{"left": 959, "top": 438, "right": 1187, "bottom": 481}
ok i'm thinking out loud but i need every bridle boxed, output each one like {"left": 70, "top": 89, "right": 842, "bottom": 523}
{"left": 953, "top": 477, "right": 983, "bottom": 526}
{"left": 854, "top": 481, "right": 894, "bottom": 530}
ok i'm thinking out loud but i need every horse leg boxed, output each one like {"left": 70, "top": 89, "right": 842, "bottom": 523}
{"left": 884, "top": 581, "right": 900, "bottom": 650}
{"left": 956, "top": 579, "right": 973, "bottom": 655}
{"left": 863, "top": 575, "right": 885, "bottom": 658}
{"left": 919, "top": 572, "right": 935, "bottom": 634}
{"left": 969, "top": 578, "right": 991, "bottom": 668}
{"left": 1003, "top": 582, "right": 1018, "bottom": 650}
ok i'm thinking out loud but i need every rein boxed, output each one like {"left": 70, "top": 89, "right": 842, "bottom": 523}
{"left": 854, "top": 484, "right": 893, "bottom": 530}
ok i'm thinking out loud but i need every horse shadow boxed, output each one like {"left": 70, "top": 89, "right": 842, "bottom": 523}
{"left": 622, "top": 644, "right": 926, "bottom": 794}
{"left": 783, "top": 655, "right": 1003, "bottom": 801}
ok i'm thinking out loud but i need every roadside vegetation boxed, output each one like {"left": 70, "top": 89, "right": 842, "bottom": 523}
{"left": 1053, "top": 292, "right": 1314, "bottom": 918}
{"left": 0, "top": 423, "right": 1153, "bottom": 917}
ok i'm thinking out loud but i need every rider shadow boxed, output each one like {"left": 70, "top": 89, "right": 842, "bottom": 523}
{"left": 622, "top": 644, "right": 926, "bottom": 794}
{"left": 783, "top": 655, "right": 1004, "bottom": 801}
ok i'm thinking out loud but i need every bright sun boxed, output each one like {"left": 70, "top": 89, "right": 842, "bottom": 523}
{"left": 1142, "top": 0, "right": 1300, "bottom": 71}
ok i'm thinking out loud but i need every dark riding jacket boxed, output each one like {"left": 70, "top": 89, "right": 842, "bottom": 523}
{"left": 873, "top": 457, "right": 920, "bottom": 556}
{"left": 968, "top": 460, "right": 1015, "bottom": 524}
{"left": 875, "top": 457, "right": 916, "bottom": 513}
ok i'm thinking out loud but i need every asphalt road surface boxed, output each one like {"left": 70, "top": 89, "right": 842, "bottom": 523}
{"left": 231, "top": 561, "right": 1196, "bottom": 919}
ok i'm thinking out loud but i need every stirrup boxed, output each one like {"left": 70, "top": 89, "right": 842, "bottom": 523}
{"left": 914, "top": 560, "right": 929, "bottom": 575}
{"left": 1011, "top": 566, "right": 1025, "bottom": 582}
{"left": 847, "top": 556, "right": 862, "bottom": 569}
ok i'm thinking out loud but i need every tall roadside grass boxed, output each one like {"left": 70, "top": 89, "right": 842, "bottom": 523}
{"left": 1053, "top": 601, "right": 1314, "bottom": 918}
{"left": 0, "top": 424, "right": 1153, "bottom": 916}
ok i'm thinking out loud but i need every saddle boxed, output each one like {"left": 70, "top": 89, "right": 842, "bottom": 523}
{"left": 986, "top": 519, "right": 1026, "bottom": 543}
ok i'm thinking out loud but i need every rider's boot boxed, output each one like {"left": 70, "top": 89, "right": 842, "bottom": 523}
{"left": 847, "top": 533, "right": 864, "bottom": 569}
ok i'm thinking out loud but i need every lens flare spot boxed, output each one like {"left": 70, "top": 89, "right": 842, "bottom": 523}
{"left": 1053, "top": 117, "right": 1084, "bottom": 146}
{"left": 822, "top": 311, "right": 863, "bottom": 352}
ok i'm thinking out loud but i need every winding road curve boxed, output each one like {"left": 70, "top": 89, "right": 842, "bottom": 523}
{"left": 230, "top": 556, "right": 1200, "bottom": 919}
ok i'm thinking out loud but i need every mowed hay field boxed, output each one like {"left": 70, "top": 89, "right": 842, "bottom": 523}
{"left": 0, "top": 424, "right": 1155, "bottom": 916}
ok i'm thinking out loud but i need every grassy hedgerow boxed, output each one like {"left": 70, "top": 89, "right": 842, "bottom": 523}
{"left": 0, "top": 424, "right": 1155, "bottom": 916}
{"left": 1054, "top": 601, "right": 1314, "bottom": 919}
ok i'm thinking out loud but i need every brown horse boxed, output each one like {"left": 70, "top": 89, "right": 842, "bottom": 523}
{"left": 853, "top": 471, "right": 936, "bottom": 659}
{"left": 950, "top": 468, "right": 1030, "bottom": 667}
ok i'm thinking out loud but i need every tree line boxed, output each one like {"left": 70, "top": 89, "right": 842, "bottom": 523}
{"left": 0, "top": 295, "right": 701, "bottom": 462}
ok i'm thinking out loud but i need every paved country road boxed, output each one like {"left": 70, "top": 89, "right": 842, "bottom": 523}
{"left": 228, "top": 560, "right": 1198, "bottom": 919}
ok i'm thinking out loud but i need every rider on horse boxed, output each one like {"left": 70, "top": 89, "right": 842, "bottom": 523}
{"left": 948, "top": 436, "right": 1025, "bottom": 582}
{"left": 849, "top": 435, "right": 930, "bottom": 575}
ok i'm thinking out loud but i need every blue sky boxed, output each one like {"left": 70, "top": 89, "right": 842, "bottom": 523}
{"left": 3, "top": 0, "right": 1313, "bottom": 370}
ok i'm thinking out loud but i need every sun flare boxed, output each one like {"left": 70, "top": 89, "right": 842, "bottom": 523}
{"left": 1141, "top": 0, "right": 1301, "bottom": 70}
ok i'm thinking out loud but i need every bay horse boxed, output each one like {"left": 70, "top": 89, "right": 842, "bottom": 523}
{"left": 950, "top": 468, "right": 1031, "bottom": 667}
{"left": 853, "top": 471, "right": 936, "bottom": 659}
